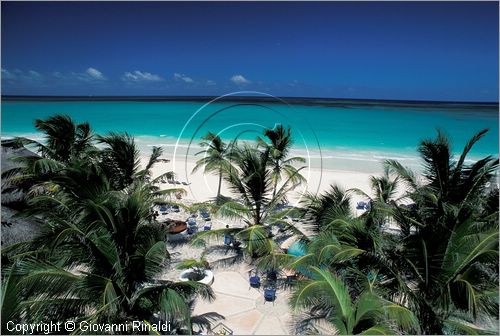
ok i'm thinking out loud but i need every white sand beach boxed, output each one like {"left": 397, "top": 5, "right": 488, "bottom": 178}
{"left": 143, "top": 153, "right": 384, "bottom": 207}
{"left": 145, "top": 151, "right": 408, "bottom": 335}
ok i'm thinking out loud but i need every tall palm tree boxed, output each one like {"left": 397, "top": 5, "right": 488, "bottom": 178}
{"left": 4, "top": 128, "right": 181, "bottom": 199}
{"left": 96, "top": 132, "right": 141, "bottom": 190}
{"left": 96, "top": 134, "right": 183, "bottom": 196}
{"left": 258, "top": 124, "right": 306, "bottom": 197}
{"left": 290, "top": 129, "right": 499, "bottom": 335}
{"left": 2, "top": 115, "right": 204, "bottom": 333}
{"left": 28, "top": 114, "right": 94, "bottom": 163}
{"left": 2, "top": 114, "right": 95, "bottom": 197}
{"left": 384, "top": 129, "right": 499, "bottom": 334}
{"left": 194, "top": 144, "right": 304, "bottom": 258}
{"left": 4, "top": 159, "right": 213, "bottom": 333}
{"left": 192, "top": 132, "right": 233, "bottom": 199}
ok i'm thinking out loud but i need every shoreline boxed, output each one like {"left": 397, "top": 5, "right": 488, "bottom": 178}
{"left": 2, "top": 132, "right": 492, "bottom": 170}
{"left": 3, "top": 132, "right": 496, "bottom": 206}
{"left": 144, "top": 153, "right": 394, "bottom": 207}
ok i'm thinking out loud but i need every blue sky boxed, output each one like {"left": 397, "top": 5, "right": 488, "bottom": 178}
{"left": 1, "top": 1, "right": 498, "bottom": 101}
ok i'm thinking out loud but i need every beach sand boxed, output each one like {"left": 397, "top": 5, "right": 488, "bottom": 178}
{"left": 143, "top": 153, "right": 384, "bottom": 207}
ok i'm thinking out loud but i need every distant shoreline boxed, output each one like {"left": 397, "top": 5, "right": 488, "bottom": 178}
{"left": 3, "top": 131, "right": 486, "bottom": 175}
{"left": 2, "top": 95, "right": 498, "bottom": 109}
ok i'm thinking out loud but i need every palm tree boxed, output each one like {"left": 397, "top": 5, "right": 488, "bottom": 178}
{"left": 27, "top": 114, "right": 94, "bottom": 163}
{"left": 300, "top": 184, "right": 353, "bottom": 234}
{"left": 383, "top": 129, "right": 499, "bottom": 334}
{"left": 4, "top": 159, "right": 213, "bottom": 333}
{"left": 258, "top": 124, "right": 306, "bottom": 197}
{"left": 290, "top": 267, "right": 420, "bottom": 334}
{"left": 4, "top": 128, "right": 182, "bottom": 201}
{"left": 1, "top": 115, "right": 206, "bottom": 333}
{"left": 194, "top": 144, "right": 304, "bottom": 258}
{"left": 352, "top": 166, "right": 401, "bottom": 205}
{"left": 349, "top": 166, "right": 403, "bottom": 228}
{"left": 290, "top": 129, "right": 499, "bottom": 335}
{"left": 96, "top": 132, "right": 141, "bottom": 190}
{"left": 2, "top": 114, "right": 95, "bottom": 197}
{"left": 0, "top": 266, "right": 24, "bottom": 335}
{"left": 192, "top": 132, "right": 233, "bottom": 199}
{"left": 295, "top": 184, "right": 401, "bottom": 297}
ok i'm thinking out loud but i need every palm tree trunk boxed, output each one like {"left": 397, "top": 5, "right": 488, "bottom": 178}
{"left": 217, "top": 168, "right": 222, "bottom": 198}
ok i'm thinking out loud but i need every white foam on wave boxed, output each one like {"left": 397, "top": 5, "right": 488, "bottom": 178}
{"left": 7, "top": 132, "right": 493, "bottom": 169}
{"left": 145, "top": 143, "right": 203, "bottom": 150}
{"left": 1, "top": 132, "right": 45, "bottom": 141}
{"left": 290, "top": 147, "right": 421, "bottom": 163}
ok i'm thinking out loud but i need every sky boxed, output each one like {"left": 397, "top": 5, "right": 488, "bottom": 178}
{"left": 1, "top": 1, "right": 499, "bottom": 102}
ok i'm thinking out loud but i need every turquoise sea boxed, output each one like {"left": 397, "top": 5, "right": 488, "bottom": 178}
{"left": 1, "top": 97, "right": 498, "bottom": 172}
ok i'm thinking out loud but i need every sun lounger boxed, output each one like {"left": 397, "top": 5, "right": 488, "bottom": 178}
{"left": 249, "top": 271, "right": 261, "bottom": 289}
{"left": 264, "top": 287, "right": 276, "bottom": 304}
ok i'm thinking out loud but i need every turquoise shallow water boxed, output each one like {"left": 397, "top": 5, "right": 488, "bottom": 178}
{"left": 1, "top": 98, "right": 498, "bottom": 170}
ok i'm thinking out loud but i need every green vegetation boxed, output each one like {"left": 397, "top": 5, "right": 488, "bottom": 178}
{"left": 192, "top": 132, "right": 233, "bottom": 200}
{"left": 193, "top": 127, "right": 498, "bottom": 335}
{"left": 257, "top": 124, "right": 306, "bottom": 198}
{"left": 1, "top": 115, "right": 213, "bottom": 335}
{"left": 2, "top": 115, "right": 498, "bottom": 335}
{"left": 176, "top": 254, "right": 210, "bottom": 281}
{"left": 288, "top": 129, "right": 499, "bottom": 334}
{"left": 192, "top": 126, "right": 305, "bottom": 259}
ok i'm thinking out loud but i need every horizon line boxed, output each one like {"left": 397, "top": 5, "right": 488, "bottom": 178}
{"left": 1, "top": 94, "right": 499, "bottom": 106}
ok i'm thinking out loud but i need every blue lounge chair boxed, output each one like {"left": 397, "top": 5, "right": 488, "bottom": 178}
{"left": 203, "top": 223, "right": 212, "bottom": 231}
{"left": 187, "top": 218, "right": 197, "bottom": 226}
{"left": 171, "top": 205, "right": 180, "bottom": 212}
{"left": 249, "top": 273, "right": 261, "bottom": 289}
{"left": 264, "top": 287, "right": 276, "bottom": 304}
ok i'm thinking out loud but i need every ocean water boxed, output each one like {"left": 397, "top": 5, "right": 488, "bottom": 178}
{"left": 1, "top": 98, "right": 498, "bottom": 172}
